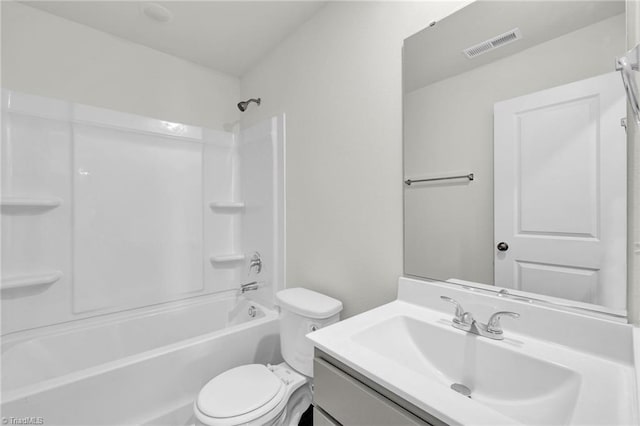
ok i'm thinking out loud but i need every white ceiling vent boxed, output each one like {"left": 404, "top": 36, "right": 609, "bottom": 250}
{"left": 463, "top": 28, "right": 523, "bottom": 59}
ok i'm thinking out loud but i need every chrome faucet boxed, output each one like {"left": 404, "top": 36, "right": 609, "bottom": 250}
{"left": 440, "top": 296, "right": 475, "bottom": 331}
{"left": 477, "top": 311, "right": 521, "bottom": 339}
{"left": 240, "top": 281, "right": 259, "bottom": 293}
{"left": 440, "top": 296, "right": 519, "bottom": 340}
{"left": 248, "top": 252, "right": 262, "bottom": 274}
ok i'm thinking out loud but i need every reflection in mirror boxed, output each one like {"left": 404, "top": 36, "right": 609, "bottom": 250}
{"left": 403, "top": 1, "right": 627, "bottom": 315}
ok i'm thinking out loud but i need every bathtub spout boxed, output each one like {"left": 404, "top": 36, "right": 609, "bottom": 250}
{"left": 240, "top": 281, "right": 259, "bottom": 293}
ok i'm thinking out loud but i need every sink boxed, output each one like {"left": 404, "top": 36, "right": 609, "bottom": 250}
{"left": 351, "top": 316, "right": 581, "bottom": 425}
{"left": 308, "top": 277, "right": 638, "bottom": 426}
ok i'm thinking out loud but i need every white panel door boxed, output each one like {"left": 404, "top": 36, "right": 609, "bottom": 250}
{"left": 494, "top": 72, "right": 626, "bottom": 310}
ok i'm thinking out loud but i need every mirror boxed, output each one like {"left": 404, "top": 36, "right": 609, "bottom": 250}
{"left": 403, "top": 1, "right": 628, "bottom": 316}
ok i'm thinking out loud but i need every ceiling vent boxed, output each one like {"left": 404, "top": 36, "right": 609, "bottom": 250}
{"left": 463, "top": 28, "right": 523, "bottom": 59}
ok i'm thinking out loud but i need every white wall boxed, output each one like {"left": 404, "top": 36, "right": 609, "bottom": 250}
{"left": 240, "top": 1, "right": 469, "bottom": 318}
{"left": 1, "top": 1, "right": 239, "bottom": 131}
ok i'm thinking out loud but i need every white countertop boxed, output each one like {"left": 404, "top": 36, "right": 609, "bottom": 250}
{"left": 308, "top": 277, "right": 639, "bottom": 426}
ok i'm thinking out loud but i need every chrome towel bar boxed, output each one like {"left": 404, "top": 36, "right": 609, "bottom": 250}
{"left": 616, "top": 43, "right": 639, "bottom": 125}
{"left": 404, "top": 173, "right": 474, "bottom": 186}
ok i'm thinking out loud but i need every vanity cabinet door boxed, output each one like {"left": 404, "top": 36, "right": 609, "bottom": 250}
{"left": 313, "top": 357, "right": 430, "bottom": 426}
{"left": 314, "top": 407, "right": 341, "bottom": 426}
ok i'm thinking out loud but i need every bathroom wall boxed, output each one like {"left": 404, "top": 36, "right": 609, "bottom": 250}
{"left": 240, "top": 1, "right": 470, "bottom": 318}
{"left": 1, "top": 1, "right": 239, "bottom": 131}
{"left": 627, "top": 0, "right": 640, "bottom": 325}
{"left": 404, "top": 14, "right": 626, "bottom": 287}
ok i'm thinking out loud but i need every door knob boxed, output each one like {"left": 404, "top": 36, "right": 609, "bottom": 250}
{"left": 497, "top": 242, "right": 509, "bottom": 251}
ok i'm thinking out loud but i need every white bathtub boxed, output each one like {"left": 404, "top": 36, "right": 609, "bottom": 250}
{"left": 1, "top": 293, "right": 281, "bottom": 425}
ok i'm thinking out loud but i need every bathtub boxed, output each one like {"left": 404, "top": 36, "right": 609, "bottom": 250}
{"left": 1, "top": 293, "right": 281, "bottom": 425}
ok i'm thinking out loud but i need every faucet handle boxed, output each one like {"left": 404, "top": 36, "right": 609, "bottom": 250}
{"left": 440, "top": 296, "right": 465, "bottom": 321}
{"left": 486, "top": 311, "right": 520, "bottom": 334}
{"left": 248, "top": 252, "right": 262, "bottom": 274}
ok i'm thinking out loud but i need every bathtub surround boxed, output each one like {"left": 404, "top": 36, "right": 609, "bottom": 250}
{"left": 240, "top": 1, "right": 470, "bottom": 318}
{"left": 1, "top": 90, "right": 284, "bottom": 334}
{"left": 238, "top": 115, "right": 286, "bottom": 310}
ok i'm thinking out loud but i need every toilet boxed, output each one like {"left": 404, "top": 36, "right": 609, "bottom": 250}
{"left": 194, "top": 288, "right": 343, "bottom": 426}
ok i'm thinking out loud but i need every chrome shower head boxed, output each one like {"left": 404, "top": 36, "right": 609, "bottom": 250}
{"left": 237, "top": 98, "right": 261, "bottom": 112}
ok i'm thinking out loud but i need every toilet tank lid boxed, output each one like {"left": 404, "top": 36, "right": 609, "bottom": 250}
{"left": 276, "top": 288, "right": 343, "bottom": 319}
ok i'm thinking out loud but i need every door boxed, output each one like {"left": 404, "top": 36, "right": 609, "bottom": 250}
{"left": 494, "top": 72, "right": 626, "bottom": 310}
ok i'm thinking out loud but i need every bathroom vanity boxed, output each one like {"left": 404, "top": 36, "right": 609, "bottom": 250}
{"left": 313, "top": 350, "right": 439, "bottom": 426}
{"left": 308, "top": 277, "right": 639, "bottom": 426}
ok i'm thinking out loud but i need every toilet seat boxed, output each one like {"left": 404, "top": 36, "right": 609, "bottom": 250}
{"left": 194, "top": 364, "right": 306, "bottom": 426}
{"left": 195, "top": 364, "right": 287, "bottom": 426}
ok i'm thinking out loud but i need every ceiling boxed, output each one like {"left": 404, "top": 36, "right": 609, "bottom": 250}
{"left": 404, "top": 1, "right": 625, "bottom": 92}
{"left": 23, "top": 1, "right": 327, "bottom": 77}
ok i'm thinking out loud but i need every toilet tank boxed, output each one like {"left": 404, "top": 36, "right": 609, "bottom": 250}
{"left": 275, "top": 288, "right": 342, "bottom": 377}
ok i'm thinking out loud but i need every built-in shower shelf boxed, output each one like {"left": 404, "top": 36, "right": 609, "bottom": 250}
{"left": 1, "top": 197, "right": 62, "bottom": 212}
{"left": 209, "top": 201, "right": 245, "bottom": 211}
{"left": 209, "top": 253, "right": 246, "bottom": 264}
{"left": 1, "top": 271, "right": 62, "bottom": 291}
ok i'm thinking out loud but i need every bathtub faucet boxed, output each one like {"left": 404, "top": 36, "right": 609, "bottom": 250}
{"left": 248, "top": 252, "right": 262, "bottom": 274}
{"left": 240, "top": 281, "right": 260, "bottom": 293}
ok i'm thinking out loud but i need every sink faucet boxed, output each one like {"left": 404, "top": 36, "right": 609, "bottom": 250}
{"left": 440, "top": 296, "right": 519, "bottom": 340}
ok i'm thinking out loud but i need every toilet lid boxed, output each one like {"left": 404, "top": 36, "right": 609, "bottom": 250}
{"left": 197, "top": 364, "right": 284, "bottom": 419}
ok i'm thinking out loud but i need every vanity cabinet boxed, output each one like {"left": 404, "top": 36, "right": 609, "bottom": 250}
{"left": 313, "top": 350, "right": 446, "bottom": 426}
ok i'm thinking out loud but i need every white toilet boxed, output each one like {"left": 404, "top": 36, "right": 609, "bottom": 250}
{"left": 194, "top": 288, "right": 343, "bottom": 426}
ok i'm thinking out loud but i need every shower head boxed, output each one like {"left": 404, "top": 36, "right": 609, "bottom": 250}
{"left": 237, "top": 98, "right": 261, "bottom": 112}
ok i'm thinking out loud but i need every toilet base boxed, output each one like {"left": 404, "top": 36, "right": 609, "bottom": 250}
{"left": 278, "top": 381, "right": 313, "bottom": 426}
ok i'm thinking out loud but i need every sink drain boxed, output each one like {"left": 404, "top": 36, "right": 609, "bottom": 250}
{"left": 450, "top": 383, "right": 472, "bottom": 398}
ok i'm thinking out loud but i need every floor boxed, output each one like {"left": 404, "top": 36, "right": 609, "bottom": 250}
{"left": 299, "top": 405, "right": 313, "bottom": 426}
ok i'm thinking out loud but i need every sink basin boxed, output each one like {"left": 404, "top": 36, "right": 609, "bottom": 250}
{"left": 351, "top": 315, "right": 581, "bottom": 425}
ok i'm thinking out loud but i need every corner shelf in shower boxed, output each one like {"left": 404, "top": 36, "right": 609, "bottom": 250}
{"left": 1, "top": 197, "right": 62, "bottom": 213}
{"left": 209, "top": 253, "right": 246, "bottom": 264}
{"left": 209, "top": 201, "right": 245, "bottom": 211}
{"left": 1, "top": 271, "right": 62, "bottom": 291}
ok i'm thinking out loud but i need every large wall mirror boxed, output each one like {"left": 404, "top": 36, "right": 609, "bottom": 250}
{"left": 403, "top": 0, "right": 629, "bottom": 316}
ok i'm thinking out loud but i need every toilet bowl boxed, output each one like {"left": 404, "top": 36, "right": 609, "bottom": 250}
{"left": 194, "top": 363, "right": 311, "bottom": 426}
{"left": 194, "top": 288, "right": 342, "bottom": 426}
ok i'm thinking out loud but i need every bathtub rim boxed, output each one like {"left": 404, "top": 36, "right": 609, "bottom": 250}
{"left": 2, "top": 299, "right": 278, "bottom": 404}
{"left": 2, "top": 289, "right": 265, "bottom": 342}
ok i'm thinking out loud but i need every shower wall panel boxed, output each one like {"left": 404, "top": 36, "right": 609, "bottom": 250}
{"left": 72, "top": 125, "right": 204, "bottom": 313}
{"left": 1, "top": 90, "right": 241, "bottom": 334}
{"left": 1, "top": 94, "right": 73, "bottom": 333}
{"left": 238, "top": 116, "right": 285, "bottom": 308}
{"left": 205, "top": 135, "right": 243, "bottom": 293}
